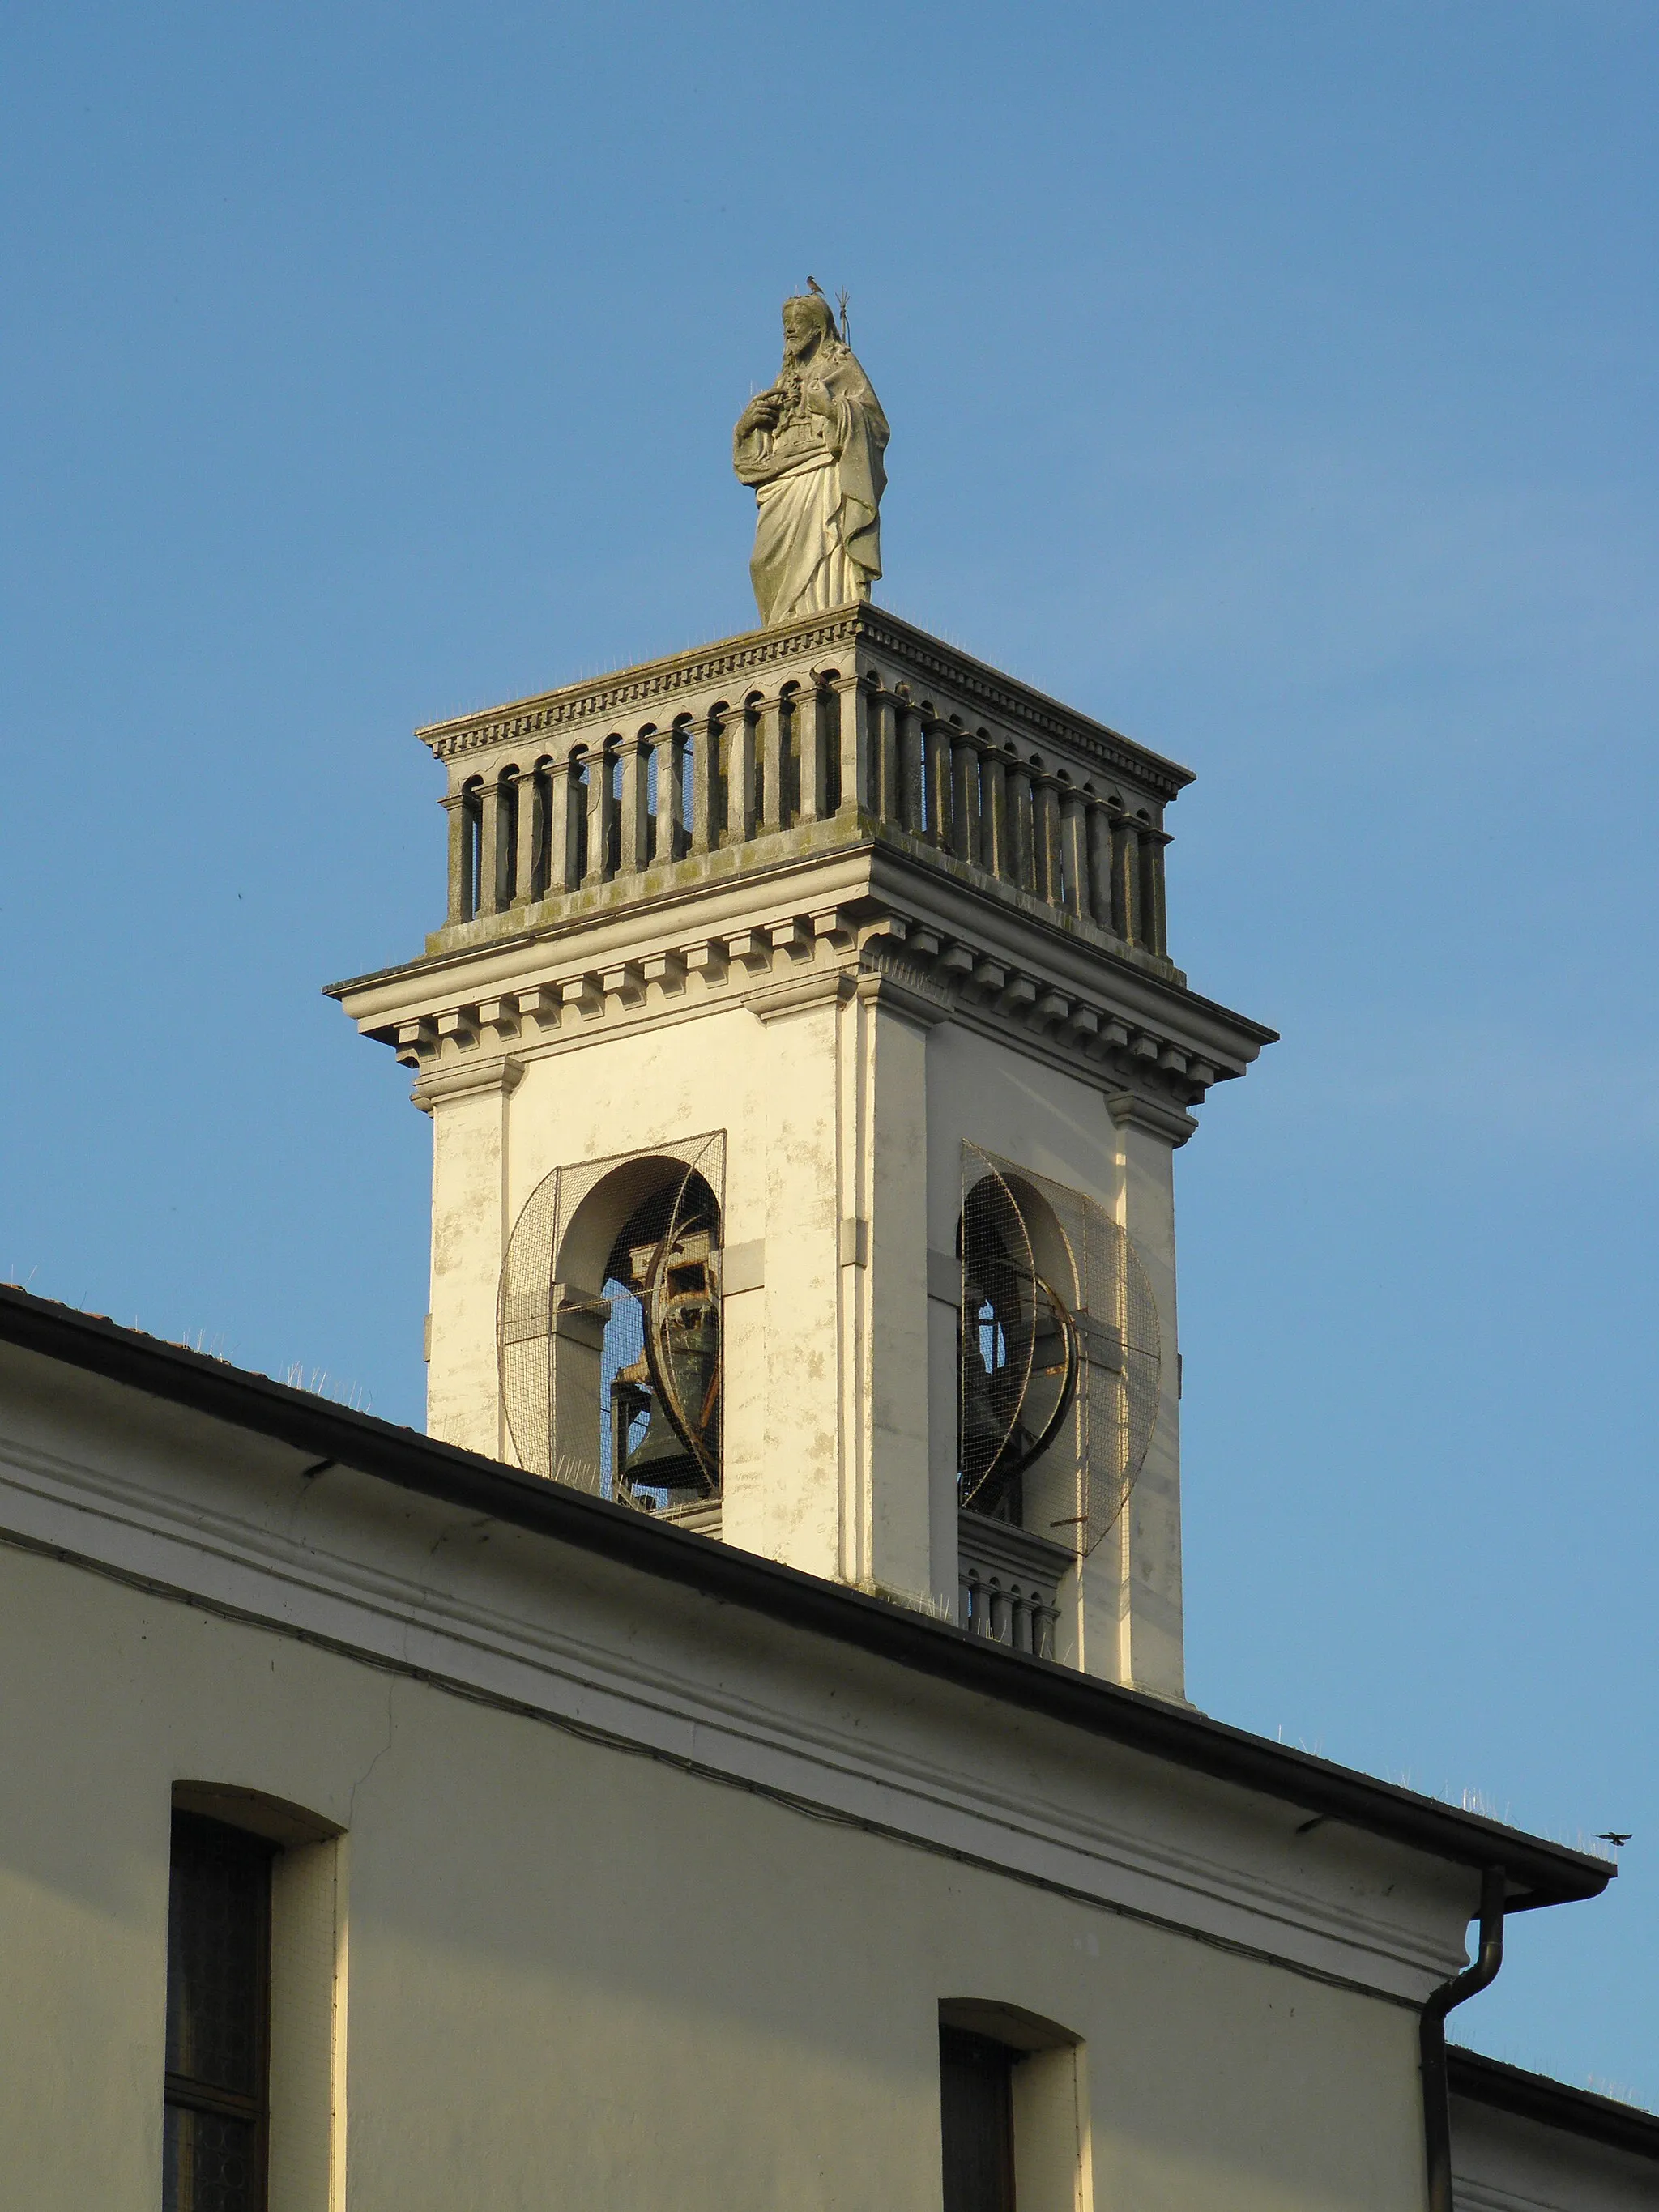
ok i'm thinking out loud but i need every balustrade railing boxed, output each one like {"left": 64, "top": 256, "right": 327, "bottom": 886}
{"left": 956, "top": 1511, "right": 1067, "bottom": 1660}
{"left": 442, "top": 671, "right": 1171, "bottom": 957}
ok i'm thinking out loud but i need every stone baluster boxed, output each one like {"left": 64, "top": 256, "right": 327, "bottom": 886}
{"left": 478, "top": 775, "right": 510, "bottom": 914}
{"left": 1111, "top": 811, "right": 1141, "bottom": 944}
{"left": 757, "top": 693, "right": 786, "bottom": 834}
{"left": 687, "top": 716, "right": 718, "bottom": 856}
{"left": 1032, "top": 774, "right": 1063, "bottom": 906}
{"left": 868, "top": 688, "right": 900, "bottom": 824}
{"left": 514, "top": 763, "right": 544, "bottom": 902}
{"left": 979, "top": 744, "right": 1009, "bottom": 878}
{"left": 949, "top": 731, "right": 981, "bottom": 863}
{"left": 617, "top": 731, "right": 651, "bottom": 876}
{"left": 725, "top": 700, "right": 757, "bottom": 846}
{"left": 1086, "top": 802, "right": 1115, "bottom": 931}
{"left": 1058, "top": 786, "right": 1089, "bottom": 917}
{"left": 799, "top": 681, "right": 830, "bottom": 820}
{"left": 1142, "top": 825, "right": 1171, "bottom": 954}
{"left": 444, "top": 789, "right": 476, "bottom": 923}
{"left": 1005, "top": 757, "right": 1036, "bottom": 892}
{"left": 988, "top": 1580, "right": 1009, "bottom": 1643}
{"left": 585, "top": 741, "right": 618, "bottom": 887}
{"left": 923, "top": 714, "right": 953, "bottom": 848}
{"left": 1009, "top": 1588, "right": 1030, "bottom": 1653}
{"left": 544, "top": 748, "right": 582, "bottom": 893}
{"left": 651, "top": 726, "right": 683, "bottom": 864}
{"left": 782, "top": 687, "right": 804, "bottom": 825}
{"left": 836, "top": 673, "right": 870, "bottom": 816}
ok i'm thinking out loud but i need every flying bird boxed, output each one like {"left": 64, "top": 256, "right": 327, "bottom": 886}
{"left": 1597, "top": 1831, "right": 1633, "bottom": 1848}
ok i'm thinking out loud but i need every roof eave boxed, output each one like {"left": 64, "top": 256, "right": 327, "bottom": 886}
{"left": 0, "top": 1284, "right": 1614, "bottom": 1916}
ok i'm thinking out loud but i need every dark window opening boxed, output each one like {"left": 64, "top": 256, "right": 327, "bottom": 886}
{"left": 600, "top": 1167, "right": 723, "bottom": 1511}
{"left": 164, "top": 1813, "right": 273, "bottom": 2212}
{"left": 940, "top": 2025, "right": 1016, "bottom": 2212}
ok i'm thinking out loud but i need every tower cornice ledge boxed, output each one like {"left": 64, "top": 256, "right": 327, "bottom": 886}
{"left": 328, "top": 837, "right": 1273, "bottom": 1116}
{"left": 416, "top": 602, "right": 1194, "bottom": 803}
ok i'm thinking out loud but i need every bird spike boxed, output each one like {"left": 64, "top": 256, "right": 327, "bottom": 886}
{"left": 836, "top": 286, "right": 851, "bottom": 342}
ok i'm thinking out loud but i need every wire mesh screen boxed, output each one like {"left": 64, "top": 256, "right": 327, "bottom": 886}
{"left": 959, "top": 1142, "right": 1161, "bottom": 1559}
{"left": 498, "top": 1132, "right": 725, "bottom": 1516}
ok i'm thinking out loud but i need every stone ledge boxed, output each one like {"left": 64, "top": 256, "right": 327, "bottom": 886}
{"left": 416, "top": 602, "right": 1194, "bottom": 801}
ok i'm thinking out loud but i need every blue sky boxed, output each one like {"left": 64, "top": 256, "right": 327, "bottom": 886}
{"left": 4, "top": 2, "right": 1656, "bottom": 2107}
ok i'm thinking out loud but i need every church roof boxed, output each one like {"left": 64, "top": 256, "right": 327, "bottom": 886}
{"left": 0, "top": 1280, "right": 1615, "bottom": 1919}
{"left": 1448, "top": 2048, "right": 1659, "bottom": 2159}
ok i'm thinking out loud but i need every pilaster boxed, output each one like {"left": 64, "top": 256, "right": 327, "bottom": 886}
{"left": 412, "top": 1055, "right": 526, "bottom": 1458}
{"left": 723, "top": 975, "right": 849, "bottom": 1578}
{"left": 847, "top": 963, "right": 945, "bottom": 1605}
{"left": 1087, "top": 1084, "right": 1194, "bottom": 1703}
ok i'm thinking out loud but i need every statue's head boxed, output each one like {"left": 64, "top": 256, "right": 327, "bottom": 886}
{"left": 782, "top": 292, "right": 835, "bottom": 358}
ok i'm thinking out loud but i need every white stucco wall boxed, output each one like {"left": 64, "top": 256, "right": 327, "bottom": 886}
{"left": 923, "top": 1022, "right": 1189, "bottom": 1696}
{"left": 0, "top": 1533, "right": 1433, "bottom": 2212}
{"left": 419, "top": 972, "right": 1192, "bottom": 1694}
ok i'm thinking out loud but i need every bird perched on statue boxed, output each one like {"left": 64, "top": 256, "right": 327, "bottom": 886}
{"left": 1597, "top": 1831, "right": 1633, "bottom": 1848}
{"left": 805, "top": 274, "right": 851, "bottom": 340}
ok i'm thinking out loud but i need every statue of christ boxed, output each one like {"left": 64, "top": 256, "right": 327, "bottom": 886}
{"left": 733, "top": 290, "right": 889, "bottom": 628}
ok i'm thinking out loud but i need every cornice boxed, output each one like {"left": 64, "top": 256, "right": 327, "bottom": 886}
{"left": 345, "top": 905, "right": 1254, "bottom": 1123}
{"left": 851, "top": 604, "right": 1193, "bottom": 798}
{"left": 1448, "top": 2049, "right": 1659, "bottom": 2163}
{"left": 417, "top": 607, "right": 864, "bottom": 759}
{"left": 855, "top": 951, "right": 956, "bottom": 1031}
{"left": 330, "top": 842, "right": 1275, "bottom": 1117}
{"left": 414, "top": 603, "right": 1194, "bottom": 800}
{"left": 0, "top": 1410, "right": 1482, "bottom": 2005}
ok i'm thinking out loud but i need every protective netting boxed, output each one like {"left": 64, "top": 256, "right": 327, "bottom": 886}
{"left": 958, "top": 1142, "right": 1161, "bottom": 1558}
{"left": 497, "top": 1132, "right": 725, "bottom": 1515}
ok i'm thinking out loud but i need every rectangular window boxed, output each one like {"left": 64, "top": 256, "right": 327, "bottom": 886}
{"left": 940, "top": 2025, "right": 1017, "bottom": 2212}
{"left": 164, "top": 1813, "right": 273, "bottom": 2212}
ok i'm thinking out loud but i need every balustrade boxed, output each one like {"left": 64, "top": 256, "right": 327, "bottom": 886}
{"left": 957, "top": 1510, "right": 1066, "bottom": 1659}
{"left": 957, "top": 1562, "right": 1059, "bottom": 1658}
{"left": 439, "top": 671, "right": 1173, "bottom": 960}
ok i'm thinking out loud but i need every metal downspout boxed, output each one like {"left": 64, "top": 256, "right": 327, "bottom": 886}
{"left": 1419, "top": 1865, "right": 1507, "bottom": 2212}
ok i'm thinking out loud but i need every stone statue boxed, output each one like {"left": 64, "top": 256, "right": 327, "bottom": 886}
{"left": 734, "top": 288, "right": 889, "bottom": 628}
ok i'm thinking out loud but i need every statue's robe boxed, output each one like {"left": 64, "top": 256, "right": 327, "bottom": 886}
{"left": 734, "top": 341, "right": 889, "bottom": 627}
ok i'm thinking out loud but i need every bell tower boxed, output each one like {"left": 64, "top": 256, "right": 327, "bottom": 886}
{"left": 330, "top": 601, "right": 1273, "bottom": 1700}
